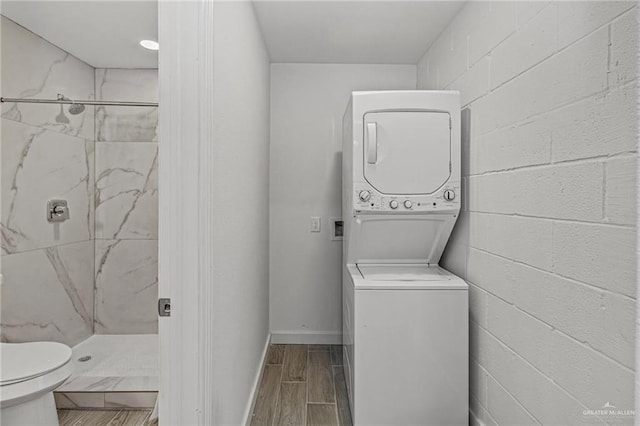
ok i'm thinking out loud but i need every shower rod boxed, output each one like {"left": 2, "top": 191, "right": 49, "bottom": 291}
{"left": 0, "top": 96, "right": 158, "bottom": 107}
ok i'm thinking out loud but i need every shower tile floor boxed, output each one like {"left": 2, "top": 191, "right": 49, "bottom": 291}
{"left": 58, "top": 334, "right": 158, "bottom": 393}
{"left": 55, "top": 335, "right": 158, "bottom": 411}
{"left": 250, "top": 344, "right": 352, "bottom": 426}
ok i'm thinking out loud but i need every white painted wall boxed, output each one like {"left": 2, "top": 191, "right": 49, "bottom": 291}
{"left": 210, "top": 2, "right": 271, "bottom": 424}
{"left": 418, "top": 2, "right": 637, "bottom": 424}
{"left": 269, "top": 64, "right": 416, "bottom": 343}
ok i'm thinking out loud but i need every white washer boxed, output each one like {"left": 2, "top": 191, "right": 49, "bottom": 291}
{"left": 342, "top": 91, "right": 468, "bottom": 425}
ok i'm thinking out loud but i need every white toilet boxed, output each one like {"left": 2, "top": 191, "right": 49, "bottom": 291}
{"left": 0, "top": 342, "right": 73, "bottom": 425}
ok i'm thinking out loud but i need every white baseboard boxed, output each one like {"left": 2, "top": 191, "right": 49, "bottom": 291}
{"left": 242, "top": 333, "right": 271, "bottom": 426}
{"left": 270, "top": 331, "right": 342, "bottom": 345}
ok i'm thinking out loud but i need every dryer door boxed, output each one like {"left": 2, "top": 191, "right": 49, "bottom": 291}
{"left": 363, "top": 111, "right": 451, "bottom": 195}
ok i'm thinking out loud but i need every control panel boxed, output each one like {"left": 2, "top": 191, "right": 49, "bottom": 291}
{"left": 353, "top": 184, "right": 460, "bottom": 213}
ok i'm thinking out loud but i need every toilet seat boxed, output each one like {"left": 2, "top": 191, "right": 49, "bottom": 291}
{"left": 0, "top": 342, "right": 73, "bottom": 408}
{"left": 1, "top": 342, "right": 71, "bottom": 385}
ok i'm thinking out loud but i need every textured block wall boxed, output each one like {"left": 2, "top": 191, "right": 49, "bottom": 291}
{"left": 417, "top": 2, "right": 637, "bottom": 424}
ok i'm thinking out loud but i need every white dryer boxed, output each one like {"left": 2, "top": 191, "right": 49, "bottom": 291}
{"left": 342, "top": 91, "right": 468, "bottom": 425}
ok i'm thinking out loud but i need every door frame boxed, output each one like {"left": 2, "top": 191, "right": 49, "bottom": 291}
{"left": 158, "top": 1, "right": 216, "bottom": 424}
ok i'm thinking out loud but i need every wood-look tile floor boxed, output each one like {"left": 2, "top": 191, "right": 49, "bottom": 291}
{"left": 57, "top": 409, "right": 154, "bottom": 426}
{"left": 251, "top": 344, "right": 352, "bottom": 426}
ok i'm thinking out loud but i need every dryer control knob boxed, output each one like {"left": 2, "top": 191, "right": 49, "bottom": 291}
{"left": 444, "top": 190, "right": 456, "bottom": 201}
{"left": 404, "top": 200, "right": 413, "bottom": 209}
{"left": 389, "top": 200, "right": 399, "bottom": 209}
{"left": 359, "top": 190, "right": 371, "bottom": 202}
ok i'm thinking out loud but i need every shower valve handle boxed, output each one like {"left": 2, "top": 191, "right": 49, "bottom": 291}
{"left": 47, "top": 200, "right": 70, "bottom": 223}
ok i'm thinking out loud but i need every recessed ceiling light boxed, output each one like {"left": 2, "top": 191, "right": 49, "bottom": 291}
{"left": 140, "top": 40, "right": 159, "bottom": 51}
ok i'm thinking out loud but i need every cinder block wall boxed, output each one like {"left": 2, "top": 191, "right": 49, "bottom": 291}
{"left": 417, "top": 2, "right": 637, "bottom": 424}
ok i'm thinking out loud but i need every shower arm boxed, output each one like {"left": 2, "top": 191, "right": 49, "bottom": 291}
{"left": 0, "top": 96, "right": 158, "bottom": 107}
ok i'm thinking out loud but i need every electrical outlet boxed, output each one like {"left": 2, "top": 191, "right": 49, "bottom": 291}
{"left": 311, "top": 216, "right": 321, "bottom": 232}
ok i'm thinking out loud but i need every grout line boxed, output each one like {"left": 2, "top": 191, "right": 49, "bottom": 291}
{"left": 306, "top": 345, "right": 311, "bottom": 400}
{"left": 2, "top": 238, "right": 94, "bottom": 257}
{"left": 0, "top": 115, "right": 91, "bottom": 142}
{"left": 470, "top": 78, "right": 638, "bottom": 139}
{"left": 92, "top": 238, "right": 160, "bottom": 241}
{"left": 2, "top": 237, "right": 159, "bottom": 258}
{"left": 305, "top": 345, "right": 309, "bottom": 426}
{"left": 606, "top": 23, "right": 612, "bottom": 91}
{"left": 94, "top": 140, "right": 158, "bottom": 143}
{"left": 481, "top": 378, "right": 539, "bottom": 426}
{"left": 601, "top": 160, "right": 607, "bottom": 221}
{"left": 469, "top": 278, "right": 636, "bottom": 374}
{"left": 271, "top": 345, "right": 285, "bottom": 426}
{"left": 90, "top": 111, "right": 97, "bottom": 335}
{"left": 550, "top": 220, "right": 556, "bottom": 284}
{"left": 484, "top": 3, "right": 634, "bottom": 95}
{"left": 468, "top": 150, "right": 637, "bottom": 179}
{"left": 472, "top": 320, "right": 610, "bottom": 424}
{"left": 466, "top": 209, "right": 636, "bottom": 230}
{"left": 328, "top": 352, "right": 337, "bottom": 406}
{"left": 467, "top": 245, "right": 636, "bottom": 302}
{"left": 332, "top": 366, "right": 340, "bottom": 426}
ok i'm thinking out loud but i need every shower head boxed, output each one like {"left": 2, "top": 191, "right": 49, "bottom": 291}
{"left": 57, "top": 93, "right": 85, "bottom": 115}
{"left": 68, "top": 102, "right": 85, "bottom": 115}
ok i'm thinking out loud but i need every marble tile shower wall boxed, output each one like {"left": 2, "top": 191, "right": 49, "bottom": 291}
{"left": 0, "top": 17, "right": 158, "bottom": 346}
{"left": 1, "top": 16, "right": 96, "bottom": 346}
{"left": 94, "top": 68, "right": 158, "bottom": 334}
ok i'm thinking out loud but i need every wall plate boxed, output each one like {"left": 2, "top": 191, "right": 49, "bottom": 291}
{"left": 330, "top": 217, "right": 343, "bottom": 241}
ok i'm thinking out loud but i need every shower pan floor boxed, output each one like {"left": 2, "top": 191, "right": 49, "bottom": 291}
{"left": 55, "top": 334, "right": 158, "bottom": 409}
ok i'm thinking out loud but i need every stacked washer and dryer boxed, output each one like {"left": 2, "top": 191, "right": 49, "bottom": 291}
{"left": 342, "top": 91, "right": 468, "bottom": 425}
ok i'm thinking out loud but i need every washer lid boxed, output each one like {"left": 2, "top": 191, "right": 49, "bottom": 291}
{"left": 357, "top": 264, "right": 452, "bottom": 281}
{"left": 347, "top": 214, "right": 457, "bottom": 265}
{"left": 1, "top": 342, "right": 72, "bottom": 386}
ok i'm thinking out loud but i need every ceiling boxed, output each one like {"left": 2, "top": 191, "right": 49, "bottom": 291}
{"left": 0, "top": 1, "right": 464, "bottom": 68}
{"left": 1, "top": 1, "right": 158, "bottom": 68}
{"left": 253, "top": 1, "right": 465, "bottom": 64}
